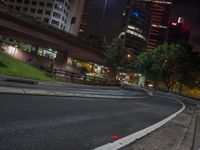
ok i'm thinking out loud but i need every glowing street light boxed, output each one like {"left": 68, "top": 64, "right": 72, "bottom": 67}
{"left": 127, "top": 54, "right": 131, "bottom": 58}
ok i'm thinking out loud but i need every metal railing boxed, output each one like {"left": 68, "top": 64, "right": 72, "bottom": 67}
{"left": 53, "top": 69, "right": 120, "bottom": 86}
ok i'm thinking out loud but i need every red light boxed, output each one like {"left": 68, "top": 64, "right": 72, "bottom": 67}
{"left": 172, "top": 22, "right": 177, "bottom": 26}
{"left": 111, "top": 135, "right": 120, "bottom": 140}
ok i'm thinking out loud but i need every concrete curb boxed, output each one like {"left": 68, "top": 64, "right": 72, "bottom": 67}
{"left": 0, "top": 86, "right": 149, "bottom": 99}
{"left": 93, "top": 96, "right": 185, "bottom": 150}
{"left": 0, "top": 75, "right": 38, "bottom": 85}
{"left": 121, "top": 84, "right": 153, "bottom": 96}
{"left": 39, "top": 81, "right": 121, "bottom": 90}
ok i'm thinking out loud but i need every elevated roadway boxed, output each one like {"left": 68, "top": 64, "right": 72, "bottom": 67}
{"left": 0, "top": 5, "right": 105, "bottom": 65}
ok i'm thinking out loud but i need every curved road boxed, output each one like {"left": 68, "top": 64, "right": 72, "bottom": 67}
{"left": 0, "top": 91, "right": 183, "bottom": 150}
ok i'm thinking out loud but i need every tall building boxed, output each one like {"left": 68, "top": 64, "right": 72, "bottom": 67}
{"left": 78, "top": 0, "right": 94, "bottom": 38}
{"left": 79, "top": 0, "right": 127, "bottom": 49}
{"left": 5, "top": 0, "right": 85, "bottom": 36}
{"left": 121, "top": 0, "right": 173, "bottom": 52}
{"left": 123, "top": 0, "right": 151, "bottom": 55}
{"left": 168, "top": 17, "right": 190, "bottom": 43}
{"left": 146, "top": 0, "right": 173, "bottom": 50}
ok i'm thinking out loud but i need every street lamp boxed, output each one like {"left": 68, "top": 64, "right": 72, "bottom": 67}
{"left": 101, "top": 0, "right": 108, "bottom": 48}
{"left": 127, "top": 54, "right": 131, "bottom": 59}
{"left": 101, "top": 0, "right": 108, "bottom": 24}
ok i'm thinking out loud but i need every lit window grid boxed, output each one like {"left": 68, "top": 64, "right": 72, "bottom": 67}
{"left": 6, "top": 0, "right": 72, "bottom": 32}
{"left": 126, "top": 29, "right": 147, "bottom": 41}
{"left": 128, "top": 25, "right": 143, "bottom": 34}
{"left": 152, "top": 24, "right": 167, "bottom": 29}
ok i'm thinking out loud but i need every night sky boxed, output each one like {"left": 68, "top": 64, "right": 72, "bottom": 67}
{"left": 172, "top": 0, "right": 200, "bottom": 50}
{"left": 88, "top": 0, "right": 200, "bottom": 50}
{"left": 88, "top": 0, "right": 126, "bottom": 42}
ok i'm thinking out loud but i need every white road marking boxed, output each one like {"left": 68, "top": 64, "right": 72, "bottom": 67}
{"left": 93, "top": 96, "right": 185, "bottom": 150}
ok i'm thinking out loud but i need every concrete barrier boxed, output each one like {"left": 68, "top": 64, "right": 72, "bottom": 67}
{"left": 0, "top": 75, "right": 38, "bottom": 85}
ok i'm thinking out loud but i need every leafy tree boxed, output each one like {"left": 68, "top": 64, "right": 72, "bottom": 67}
{"left": 133, "top": 51, "right": 154, "bottom": 79}
{"left": 105, "top": 38, "right": 128, "bottom": 78}
{"left": 133, "top": 42, "right": 200, "bottom": 92}
{"left": 168, "top": 42, "right": 200, "bottom": 93}
{"left": 134, "top": 43, "right": 177, "bottom": 89}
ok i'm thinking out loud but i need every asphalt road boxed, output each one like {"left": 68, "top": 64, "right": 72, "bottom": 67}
{"left": 0, "top": 94, "right": 182, "bottom": 150}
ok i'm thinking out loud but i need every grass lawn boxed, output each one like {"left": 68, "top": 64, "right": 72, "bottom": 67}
{"left": 0, "top": 51, "right": 53, "bottom": 81}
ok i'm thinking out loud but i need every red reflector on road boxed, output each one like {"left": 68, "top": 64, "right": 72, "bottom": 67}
{"left": 111, "top": 135, "right": 120, "bottom": 140}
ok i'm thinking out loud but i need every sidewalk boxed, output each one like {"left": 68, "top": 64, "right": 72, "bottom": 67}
{"left": 122, "top": 106, "right": 200, "bottom": 150}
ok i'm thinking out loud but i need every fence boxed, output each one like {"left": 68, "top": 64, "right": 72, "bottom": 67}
{"left": 53, "top": 69, "right": 120, "bottom": 86}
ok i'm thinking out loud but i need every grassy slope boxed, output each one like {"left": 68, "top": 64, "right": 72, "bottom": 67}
{"left": 0, "top": 51, "right": 53, "bottom": 81}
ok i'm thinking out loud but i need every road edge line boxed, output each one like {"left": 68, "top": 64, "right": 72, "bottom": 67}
{"left": 93, "top": 96, "right": 185, "bottom": 150}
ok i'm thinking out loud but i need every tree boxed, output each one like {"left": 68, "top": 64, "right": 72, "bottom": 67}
{"left": 133, "top": 52, "right": 154, "bottom": 79}
{"left": 170, "top": 42, "right": 200, "bottom": 94}
{"left": 133, "top": 42, "right": 200, "bottom": 92}
{"left": 105, "top": 38, "right": 128, "bottom": 79}
{"left": 133, "top": 43, "right": 177, "bottom": 89}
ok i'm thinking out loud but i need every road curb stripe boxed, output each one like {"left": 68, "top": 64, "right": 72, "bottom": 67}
{"left": 93, "top": 96, "right": 185, "bottom": 150}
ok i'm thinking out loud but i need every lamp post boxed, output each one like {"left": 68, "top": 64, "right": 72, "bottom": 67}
{"left": 101, "top": 0, "right": 108, "bottom": 47}
{"left": 101, "top": 0, "right": 108, "bottom": 24}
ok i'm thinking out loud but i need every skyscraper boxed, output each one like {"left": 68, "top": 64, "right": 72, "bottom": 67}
{"left": 146, "top": 0, "right": 173, "bottom": 50}
{"left": 168, "top": 17, "right": 190, "bottom": 43}
{"left": 79, "top": 0, "right": 127, "bottom": 48}
{"left": 122, "top": 0, "right": 173, "bottom": 52}
{"left": 123, "top": 0, "right": 151, "bottom": 55}
{"left": 78, "top": 0, "right": 94, "bottom": 38}
{"left": 5, "top": 0, "right": 85, "bottom": 36}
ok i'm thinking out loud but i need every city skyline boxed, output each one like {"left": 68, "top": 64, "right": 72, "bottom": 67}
{"left": 85, "top": 0, "right": 200, "bottom": 51}
{"left": 173, "top": 0, "right": 200, "bottom": 50}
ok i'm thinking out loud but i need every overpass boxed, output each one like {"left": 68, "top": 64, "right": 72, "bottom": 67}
{"left": 0, "top": 5, "right": 105, "bottom": 68}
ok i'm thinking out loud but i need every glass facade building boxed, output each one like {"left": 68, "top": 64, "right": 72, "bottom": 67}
{"left": 124, "top": 0, "right": 151, "bottom": 55}
{"left": 145, "top": 0, "right": 173, "bottom": 50}
{"left": 5, "top": 0, "right": 85, "bottom": 36}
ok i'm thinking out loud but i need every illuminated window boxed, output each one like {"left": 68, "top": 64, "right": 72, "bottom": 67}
{"left": 55, "top": 3, "right": 63, "bottom": 12}
{"left": 51, "top": 19, "right": 59, "bottom": 26}
{"left": 152, "top": 24, "right": 167, "bottom": 29}
{"left": 126, "top": 29, "right": 146, "bottom": 41}
{"left": 131, "top": 11, "right": 140, "bottom": 17}
{"left": 128, "top": 25, "right": 142, "bottom": 33}
{"left": 53, "top": 11, "right": 61, "bottom": 19}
